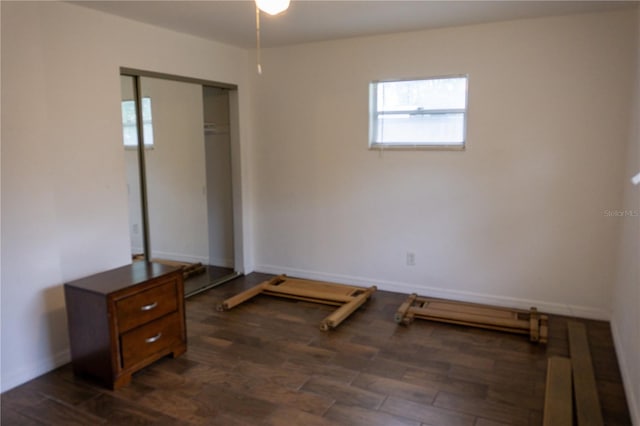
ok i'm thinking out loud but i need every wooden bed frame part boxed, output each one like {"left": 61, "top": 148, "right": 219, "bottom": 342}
{"left": 395, "top": 294, "right": 548, "bottom": 343}
{"left": 217, "top": 275, "right": 377, "bottom": 331}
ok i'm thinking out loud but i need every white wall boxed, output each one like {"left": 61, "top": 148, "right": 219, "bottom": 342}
{"left": 251, "top": 9, "right": 637, "bottom": 319}
{"left": 0, "top": 1, "right": 252, "bottom": 392}
{"left": 611, "top": 7, "right": 640, "bottom": 424}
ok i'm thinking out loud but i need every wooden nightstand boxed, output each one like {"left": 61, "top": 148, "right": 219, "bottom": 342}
{"left": 64, "top": 262, "right": 187, "bottom": 389}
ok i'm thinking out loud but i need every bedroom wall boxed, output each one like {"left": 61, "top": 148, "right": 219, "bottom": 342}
{"left": 611, "top": 6, "right": 640, "bottom": 424}
{"left": 251, "top": 9, "right": 637, "bottom": 319}
{"left": 0, "top": 1, "right": 252, "bottom": 392}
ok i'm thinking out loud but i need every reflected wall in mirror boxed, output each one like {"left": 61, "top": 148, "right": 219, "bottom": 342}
{"left": 120, "top": 75, "right": 145, "bottom": 260}
{"left": 120, "top": 73, "right": 238, "bottom": 297}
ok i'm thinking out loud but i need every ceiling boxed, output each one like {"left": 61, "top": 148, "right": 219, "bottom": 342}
{"left": 72, "top": 0, "right": 636, "bottom": 48}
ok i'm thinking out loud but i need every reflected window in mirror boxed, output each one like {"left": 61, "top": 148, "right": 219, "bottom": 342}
{"left": 122, "top": 97, "right": 155, "bottom": 148}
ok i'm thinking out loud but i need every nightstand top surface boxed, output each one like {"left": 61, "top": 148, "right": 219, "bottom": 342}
{"left": 64, "top": 262, "right": 180, "bottom": 295}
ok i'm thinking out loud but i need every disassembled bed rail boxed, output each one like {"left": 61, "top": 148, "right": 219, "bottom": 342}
{"left": 395, "top": 293, "right": 548, "bottom": 343}
{"left": 218, "top": 275, "right": 377, "bottom": 331}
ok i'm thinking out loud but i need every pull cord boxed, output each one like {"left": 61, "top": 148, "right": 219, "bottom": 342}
{"left": 256, "top": 5, "right": 262, "bottom": 75}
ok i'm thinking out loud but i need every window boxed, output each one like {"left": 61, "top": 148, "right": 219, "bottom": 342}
{"left": 369, "top": 75, "right": 468, "bottom": 150}
{"left": 122, "top": 97, "right": 154, "bottom": 148}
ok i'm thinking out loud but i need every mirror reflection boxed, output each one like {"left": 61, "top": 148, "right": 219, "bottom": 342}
{"left": 120, "top": 75, "right": 146, "bottom": 261}
{"left": 121, "top": 74, "right": 238, "bottom": 297}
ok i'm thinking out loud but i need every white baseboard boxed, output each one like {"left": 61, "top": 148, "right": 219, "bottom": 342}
{"left": 611, "top": 319, "right": 640, "bottom": 426}
{"left": 1, "top": 349, "right": 70, "bottom": 393}
{"left": 150, "top": 250, "right": 208, "bottom": 265}
{"left": 255, "top": 264, "right": 610, "bottom": 320}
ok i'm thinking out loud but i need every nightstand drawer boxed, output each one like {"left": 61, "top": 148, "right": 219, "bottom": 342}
{"left": 116, "top": 279, "right": 178, "bottom": 332}
{"left": 120, "top": 312, "right": 183, "bottom": 369}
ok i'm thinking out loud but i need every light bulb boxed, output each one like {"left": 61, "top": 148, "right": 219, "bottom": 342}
{"left": 255, "top": 0, "right": 290, "bottom": 15}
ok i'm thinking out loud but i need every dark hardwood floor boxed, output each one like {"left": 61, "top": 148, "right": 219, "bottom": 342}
{"left": 1, "top": 273, "right": 632, "bottom": 425}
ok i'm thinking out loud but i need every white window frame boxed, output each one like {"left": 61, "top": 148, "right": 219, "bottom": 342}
{"left": 369, "top": 75, "right": 469, "bottom": 150}
{"left": 122, "top": 97, "right": 154, "bottom": 149}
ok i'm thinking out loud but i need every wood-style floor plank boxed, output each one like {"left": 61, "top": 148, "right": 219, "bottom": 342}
{"left": 324, "top": 402, "right": 421, "bottom": 426}
{"left": 351, "top": 372, "right": 439, "bottom": 405}
{"left": 301, "top": 376, "right": 385, "bottom": 410}
{"left": 381, "top": 395, "right": 476, "bottom": 426}
{"left": 0, "top": 273, "right": 631, "bottom": 426}
{"left": 0, "top": 408, "right": 43, "bottom": 426}
{"left": 264, "top": 408, "right": 338, "bottom": 426}
{"left": 568, "top": 321, "right": 605, "bottom": 426}
{"left": 76, "top": 392, "right": 175, "bottom": 425}
{"left": 542, "top": 356, "right": 573, "bottom": 426}
{"left": 433, "top": 391, "right": 531, "bottom": 426}
{"left": 18, "top": 398, "right": 107, "bottom": 425}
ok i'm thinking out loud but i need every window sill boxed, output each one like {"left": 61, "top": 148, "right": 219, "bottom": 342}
{"left": 369, "top": 143, "right": 465, "bottom": 151}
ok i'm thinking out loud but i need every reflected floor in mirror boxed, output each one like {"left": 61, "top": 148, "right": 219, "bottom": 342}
{"left": 132, "top": 257, "right": 236, "bottom": 298}
{"left": 184, "top": 265, "right": 237, "bottom": 298}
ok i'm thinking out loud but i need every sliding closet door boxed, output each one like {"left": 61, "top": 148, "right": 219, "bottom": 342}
{"left": 141, "top": 77, "right": 210, "bottom": 266}
{"left": 120, "top": 72, "right": 239, "bottom": 298}
{"left": 120, "top": 75, "right": 147, "bottom": 260}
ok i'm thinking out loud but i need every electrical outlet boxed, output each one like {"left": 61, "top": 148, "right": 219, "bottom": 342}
{"left": 406, "top": 252, "right": 415, "bottom": 266}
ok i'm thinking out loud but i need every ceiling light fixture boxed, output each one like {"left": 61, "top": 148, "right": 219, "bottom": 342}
{"left": 255, "top": 0, "right": 290, "bottom": 15}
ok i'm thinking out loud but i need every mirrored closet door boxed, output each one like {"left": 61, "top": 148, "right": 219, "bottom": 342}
{"left": 120, "top": 71, "right": 239, "bottom": 297}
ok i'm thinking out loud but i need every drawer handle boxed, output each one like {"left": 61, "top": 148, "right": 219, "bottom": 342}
{"left": 145, "top": 332, "right": 162, "bottom": 344}
{"left": 140, "top": 301, "right": 158, "bottom": 311}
